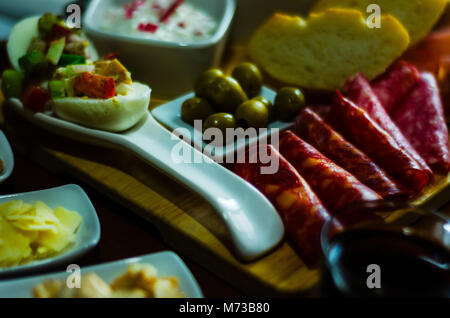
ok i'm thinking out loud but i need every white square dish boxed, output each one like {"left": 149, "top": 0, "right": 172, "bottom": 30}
{"left": 0, "top": 251, "right": 203, "bottom": 298}
{"left": 151, "top": 86, "right": 293, "bottom": 160}
{"left": 84, "top": 0, "right": 236, "bottom": 98}
{"left": 0, "top": 184, "right": 101, "bottom": 277}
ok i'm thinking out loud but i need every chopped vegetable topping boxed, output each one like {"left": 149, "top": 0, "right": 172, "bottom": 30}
{"left": 48, "top": 80, "right": 66, "bottom": 98}
{"left": 159, "top": 0, "right": 184, "bottom": 23}
{"left": 123, "top": 0, "right": 145, "bottom": 19}
{"left": 138, "top": 23, "right": 159, "bottom": 33}
{"left": 103, "top": 52, "right": 120, "bottom": 60}
{"left": 27, "top": 38, "right": 46, "bottom": 53}
{"left": 94, "top": 59, "right": 132, "bottom": 85}
{"left": 64, "top": 41, "right": 89, "bottom": 56}
{"left": 46, "top": 23, "right": 74, "bottom": 43}
{"left": 1, "top": 69, "right": 25, "bottom": 99}
{"left": 46, "top": 37, "right": 66, "bottom": 65}
{"left": 58, "top": 54, "right": 87, "bottom": 66}
{"left": 73, "top": 72, "right": 116, "bottom": 99}
{"left": 38, "top": 13, "right": 63, "bottom": 35}
{"left": 21, "top": 85, "right": 50, "bottom": 112}
{"left": 19, "top": 51, "right": 48, "bottom": 76}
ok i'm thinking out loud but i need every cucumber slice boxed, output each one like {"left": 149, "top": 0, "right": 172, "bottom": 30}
{"left": 49, "top": 80, "right": 66, "bottom": 99}
{"left": 47, "top": 37, "right": 66, "bottom": 65}
{"left": 1, "top": 69, "right": 25, "bottom": 98}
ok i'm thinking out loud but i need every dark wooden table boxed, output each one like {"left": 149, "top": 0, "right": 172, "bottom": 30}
{"left": 0, "top": 153, "right": 243, "bottom": 297}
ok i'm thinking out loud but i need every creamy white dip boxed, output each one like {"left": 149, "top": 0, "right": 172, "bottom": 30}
{"left": 101, "top": 0, "right": 217, "bottom": 42}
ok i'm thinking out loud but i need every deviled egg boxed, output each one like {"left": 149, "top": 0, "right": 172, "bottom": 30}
{"left": 3, "top": 13, "right": 151, "bottom": 132}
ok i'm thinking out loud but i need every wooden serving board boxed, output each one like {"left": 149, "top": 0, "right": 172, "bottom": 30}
{"left": 1, "top": 46, "right": 450, "bottom": 296}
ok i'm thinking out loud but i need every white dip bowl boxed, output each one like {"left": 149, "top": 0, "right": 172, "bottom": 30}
{"left": 84, "top": 0, "right": 236, "bottom": 99}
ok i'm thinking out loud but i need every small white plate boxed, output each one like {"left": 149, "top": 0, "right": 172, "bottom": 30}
{"left": 0, "top": 184, "right": 101, "bottom": 277}
{"left": 151, "top": 86, "right": 293, "bottom": 159}
{"left": 0, "top": 251, "right": 203, "bottom": 298}
{"left": 0, "top": 130, "right": 14, "bottom": 184}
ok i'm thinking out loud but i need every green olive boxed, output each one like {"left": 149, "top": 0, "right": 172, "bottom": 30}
{"left": 235, "top": 100, "right": 269, "bottom": 129}
{"left": 252, "top": 96, "right": 275, "bottom": 122}
{"left": 194, "top": 68, "right": 224, "bottom": 98}
{"left": 203, "top": 113, "right": 236, "bottom": 136}
{"left": 274, "top": 87, "right": 306, "bottom": 121}
{"left": 232, "top": 62, "right": 263, "bottom": 98}
{"left": 206, "top": 76, "right": 248, "bottom": 113}
{"left": 181, "top": 97, "right": 214, "bottom": 125}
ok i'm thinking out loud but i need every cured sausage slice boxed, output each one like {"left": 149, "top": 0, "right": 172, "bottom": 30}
{"left": 279, "top": 131, "right": 382, "bottom": 213}
{"left": 234, "top": 144, "right": 329, "bottom": 265}
{"left": 392, "top": 72, "right": 450, "bottom": 174}
{"left": 372, "top": 61, "right": 420, "bottom": 113}
{"left": 295, "top": 108, "right": 408, "bottom": 199}
{"left": 344, "top": 72, "right": 433, "bottom": 177}
{"left": 331, "top": 92, "right": 430, "bottom": 195}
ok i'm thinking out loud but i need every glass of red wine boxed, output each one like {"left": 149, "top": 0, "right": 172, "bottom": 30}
{"left": 319, "top": 200, "right": 450, "bottom": 297}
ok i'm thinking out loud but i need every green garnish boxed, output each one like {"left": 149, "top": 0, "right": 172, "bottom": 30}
{"left": 18, "top": 51, "right": 48, "bottom": 76}
{"left": 46, "top": 37, "right": 66, "bottom": 65}
{"left": 48, "top": 80, "right": 66, "bottom": 98}
{"left": 58, "top": 54, "right": 87, "bottom": 66}
{"left": 1, "top": 69, "right": 25, "bottom": 98}
{"left": 38, "top": 13, "right": 63, "bottom": 34}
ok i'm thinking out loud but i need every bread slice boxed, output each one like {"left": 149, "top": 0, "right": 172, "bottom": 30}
{"left": 312, "top": 0, "right": 447, "bottom": 45}
{"left": 248, "top": 9, "right": 410, "bottom": 91}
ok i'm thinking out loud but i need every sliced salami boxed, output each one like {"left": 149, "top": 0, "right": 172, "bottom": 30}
{"left": 295, "top": 108, "right": 408, "bottom": 199}
{"left": 392, "top": 72, "right": 450, "bottom": 174}
{"left": 372, "top": 61, "right": 420, "bottom": 113}
{"left": 331, "top": 93, "right": 430, "bottom": 195}
{"left": 234, "top": 144, "right": 330, "bottom": 265}
{"left": 344, "top": 72, "right": 433, "bottom": 177}
{"left": 279, "top": 131, "right": 382, "bottom": 213}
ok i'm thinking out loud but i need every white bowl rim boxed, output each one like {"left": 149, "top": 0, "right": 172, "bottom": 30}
{"left": 83, "top": 0, "right": 236, "bottom": 49}
{"left": 0, "top": 251, "right": 204, "bottom": 298}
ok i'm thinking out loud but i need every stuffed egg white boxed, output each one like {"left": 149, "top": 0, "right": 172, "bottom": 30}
{"left": 52, "top": 82, "right": 151, "bottom": 132}
{"left": 4, "top": 13, "right": 151, "bottom": 132}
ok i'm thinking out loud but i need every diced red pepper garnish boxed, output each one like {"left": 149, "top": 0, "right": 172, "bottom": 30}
{"left": 194, "top": 30, "right": 203, "bottom": 36}
{"left": 178, "top": 21, "right": 186, "bottom": 28}
{"left": 45, "top": 23, "right": 73, "bottom": 43}
{"left": 152, "top": 2, "right": 162, "bottom": 9}
{"left": 123, "top": 0, "right": 145, "bottom": 19}
{"left": 21, "top": 85, "right": 50, "bottom": 113}
{"left": 74, "top": 72, "right": 116, "bottom": 99}
{"left": 138, "top": 23, "right": 159, "bottom": 33}
{"left": 103, "top": 52, "right": 120, "bottom": 60}
{"left": 159, "top": 0, "right": 184, "bottom": 23}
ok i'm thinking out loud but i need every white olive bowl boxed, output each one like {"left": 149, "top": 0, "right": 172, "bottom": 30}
{"left": 84, "top": 0, "right": 236, "bottom": 99}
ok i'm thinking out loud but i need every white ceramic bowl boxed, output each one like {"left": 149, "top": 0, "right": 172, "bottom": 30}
{"left": 0, "top": 184, "right": 101, "bottom": 277}
{"left": 0, "top": 251, "right": 203, "bottom": 298}
{"left": 84, "top": 0, "right": 236, "bottom": 99}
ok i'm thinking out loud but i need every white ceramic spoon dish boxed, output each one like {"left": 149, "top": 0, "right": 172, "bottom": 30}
{"left": 0, "top": 130, "right": 14, "bottom": 184}
{"left": 6, "top": 98, "right": 284, "bottom": 262}
{"left": 0, "top": 184, "right": 101, "bottom": 277}
{"left": 0, "top": 251, "right": 203, "bottom": 298}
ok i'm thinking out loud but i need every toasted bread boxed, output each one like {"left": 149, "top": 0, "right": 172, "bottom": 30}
{"left": 248, "top": 9, "right": 410, "bottom": 91}
{"left": 312, "top": 0, "right": 447, "bottom": 45}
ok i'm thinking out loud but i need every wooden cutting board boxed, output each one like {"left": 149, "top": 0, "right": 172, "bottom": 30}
{"left": 1, "top": 46, "right": 450, "bottom": 296}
